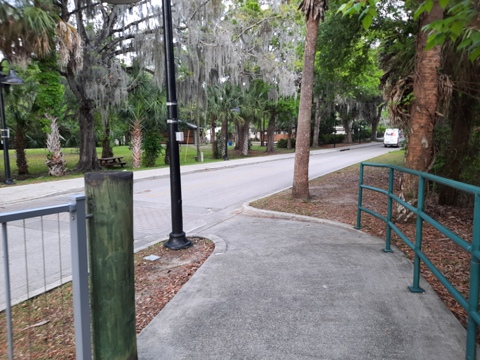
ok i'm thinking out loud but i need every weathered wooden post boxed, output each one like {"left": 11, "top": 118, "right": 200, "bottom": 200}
{"left": 85, "top": 172, "right": 137, "bottom": 360}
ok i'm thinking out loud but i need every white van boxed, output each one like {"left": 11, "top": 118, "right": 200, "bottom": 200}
{"left": 383, "top": 128, "right": 404, "bottom": 147}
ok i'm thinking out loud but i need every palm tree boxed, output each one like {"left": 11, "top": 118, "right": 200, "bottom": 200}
{"left": 239, "top": 81, "right": 269, "bottom": 156}
{"left": 402, "top": 1, "right": 444, "bottom": 198}
{"left": 292, "top": 0, "right": 328, "bottom": 199}
{"left": 207, "top": 82, "right": 242, "bottom": 159}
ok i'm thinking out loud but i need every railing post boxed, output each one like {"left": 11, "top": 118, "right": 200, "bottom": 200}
{"left": 1, "top": 222, "right": 14, "bottom": 360}
{"left": 408, "top": 176, "right": 425, "bottom": 293}
{"left": 69, "top": 195, "right": 92, "bottom": 360}
{"left": 85, "top": 172, "right": 137, "bottom": 360}
{"left": 355, "top": 162, "right": 364, "bottom": 229}
{"left": 465, "top": 193, "right": 480, "bottom": 360}
{"left": 384, "top": 167, "right": 394, "bottom": 253}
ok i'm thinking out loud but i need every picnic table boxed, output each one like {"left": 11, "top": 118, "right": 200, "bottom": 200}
{"left": 98, "top": 156, "right": 126, "bottom": 168}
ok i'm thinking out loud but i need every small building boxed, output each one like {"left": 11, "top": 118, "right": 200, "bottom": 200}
{"left": 178, "top": 121, "right": 200, "bottom": 145}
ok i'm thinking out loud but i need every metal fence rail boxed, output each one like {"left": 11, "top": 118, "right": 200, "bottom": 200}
{"left": 356, "top": 162, "right": 480, "bottom": 360}
{"left": 0, "top": 195, "right": 91, "bottom": 360}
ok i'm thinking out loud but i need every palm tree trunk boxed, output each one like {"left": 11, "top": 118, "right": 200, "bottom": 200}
{"left": 312, "top": 96, "right": 321, "bottom": 148}
{"left": 403, "top": 1, "right": 443, "bottom": 198}
{"left": 242, "top": 122, "right": 249, "bottom": 156}
{"left": 266, "top": 113, "right": 276, "bottom": 153}
{"left": 292, "top": 12, "right": 319, "bottom": 199}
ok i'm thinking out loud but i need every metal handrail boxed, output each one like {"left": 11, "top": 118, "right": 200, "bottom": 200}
{"left": 356, "top": 162, "right": 480, "bottom": 360}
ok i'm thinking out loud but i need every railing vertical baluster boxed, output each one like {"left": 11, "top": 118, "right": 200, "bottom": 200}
{"left": 409, "top": 176, "right": 425, "bottom": 293}
{"left": 1, "top": 222, "right": 13, "bottom": 360}
{"left": 355, "top": 162, "right": 364, "bottom": 229}
{"left": 384, "top": 167, "right": 394, "bottom": 253}
{"left": 465, "top": 193, "right": 480, "bottom": 360}
{"left": 69, "top": 195, "right": 92, "bottom": 360}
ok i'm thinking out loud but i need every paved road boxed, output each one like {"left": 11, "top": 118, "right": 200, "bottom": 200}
{"left": 0, "top": 143, "right": 394, "bottom": 307}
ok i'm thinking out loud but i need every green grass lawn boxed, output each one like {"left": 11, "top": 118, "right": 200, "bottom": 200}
{"left": 0, "top": 143, "right": 296, "bottom": 186}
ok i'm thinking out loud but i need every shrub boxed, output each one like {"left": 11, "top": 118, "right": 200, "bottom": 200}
{"left": 276, "top": 138, "right": 295, "bottom": 148}
{"left": 320, "top": 134, "right": 345, "bottom": 145}
{"left": 142, "top": 131, "right": 164, "bottom": 167}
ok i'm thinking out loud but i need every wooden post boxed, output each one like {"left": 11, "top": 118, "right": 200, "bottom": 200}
{"left": 85, "top": 172, "right": 137, "bottom": 360}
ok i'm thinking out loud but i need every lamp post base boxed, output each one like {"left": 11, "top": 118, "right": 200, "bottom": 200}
{"left": 164, "top": 232, "right": 192, "bottom": 250}
{"left": 3, "top": 179, "right": 14, "bottom": 185}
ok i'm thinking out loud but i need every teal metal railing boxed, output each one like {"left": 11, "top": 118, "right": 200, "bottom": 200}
{"left": 356, "top": 162, "right": 480, "bottom": 360}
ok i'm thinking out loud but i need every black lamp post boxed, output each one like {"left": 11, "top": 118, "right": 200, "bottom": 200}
{"left": 0, "top": 59, "right": 24, "bottom": 185}
{"left": 104, "top": 0, "right": 191, "bottom": 249}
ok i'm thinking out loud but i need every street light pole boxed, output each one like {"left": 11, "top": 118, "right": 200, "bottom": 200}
{"left": 0, "top": 59, "right": 24, "bottom": 185}
{"left": 93, "top": 0, "right": 191, "bottom": 249}
{"left": 0, "top": 85, "right": 13, "bottom": 184}
{"left": 161, "top": 0, "right": 191, "bottom": 250}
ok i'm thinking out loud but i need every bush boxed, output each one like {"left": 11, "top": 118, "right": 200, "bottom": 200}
{"left": 276, "top": 138, "right": 295, "bottom": 148}
{"left": 142, "top": 131, "right": 164, "bottom": 167}
{"left": 377, "top": 125, "right": 386, "bottom": 137}
{"left": 320, "top": 134, "right": 345, "bottom": 145}
{"left": 352, "top": 130, "right": 372, "bottom": 141}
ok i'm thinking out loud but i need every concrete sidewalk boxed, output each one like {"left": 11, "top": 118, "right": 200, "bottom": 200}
{"left": 137, "top": 207, "right": 470, "bottom": 360}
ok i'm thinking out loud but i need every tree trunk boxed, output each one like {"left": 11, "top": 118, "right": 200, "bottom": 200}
{"left": 261, "top": 118, "right": 265, "bottom": 146}
{"left": 101, "top": 111, "right": 113, "bottom": 158}
{"left": 130, "top": 119, "right": 142, "bottom": 169}
{"left": 76, "top": 98, "right": 100, "bottom": 171}
{"left": 266, "top": 113, "right": 276, "bottom": 153}
{"left": 312, "top": 96, "right": 321, "bottom": 148}
{"left": 15, "top": 119, "right": 28, "bottom": 175}
{"left": 292, "top": 13, "right": 319, "bottom": 199}
{"left": 370, "top": 104, "right": 383, "bottom": 141}
{"left": 342, "top": 118, "right": 352, "bottom": 143}
{"left": 287, "top": 126, "right": 293, "bottom": 149}
{"left": 234, "top": 122, "right": 240, "bottom": 150}
{"left": 403, "top": 1, "right": 443, "bottom": 198}
{"left": 210, "top": 115, "right": 216, "bottom": 151}
{"left": 195, "top": 105, "right": 201, "bottom": 162}
{"left": 101, "top": 135, "right": 113, "bottom": 158}
{"left": 237, "top": 121, "right": 245, "bottom": 153}
{"left": 221, "top": 117, "right": 227, "bottom": 159}
{"left": 65, "top": 65, "right": 100, "bottom": 172}
{"left": 242, "top": 121, "right": 249, "bottom": 156}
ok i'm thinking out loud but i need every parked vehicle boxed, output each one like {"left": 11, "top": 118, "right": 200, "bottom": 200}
{"left": 383, "top": 128, "right": 404, "bottom": 147}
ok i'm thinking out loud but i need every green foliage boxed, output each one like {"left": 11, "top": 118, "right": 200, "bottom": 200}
{"left": 339, "top": 0, "right": 480, "bottom": 61}
{"left": 431, "top": 124, "right": 450, "bottom": 176}
{"left": 319, "top": 134, "right": 346, "bottom": 145}
{"left": 141, "top": 131, "right": 164, "bottom": 167}
{"left": 377, "top": 125, "right": 386, "bottom": 138}
{"left": 314, "top": 8, "right": 382, "bottom": 107}
{"left": 245, "top": 0, "right": 261, "bottom": 12}
{"left": 460, "top": 128, "right": 480, "bottom": 187}
{"left": 33, "top": 56, "right": 64, "bottom": 119}
{"left": 276, "top": 138, "right": 296, "bottom": 148}
{"left": 352, "top": 129, "right": 372, "bottom": 141}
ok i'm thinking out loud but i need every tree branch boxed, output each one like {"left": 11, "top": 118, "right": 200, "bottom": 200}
{"left": 111, "top": 14, "right": 158, "bottom": 34}
{"left": 190, "top": 0, "right": 212, "bottom": 21}
{"left": 232, "top": 15, "right": 280, "bottom": 43}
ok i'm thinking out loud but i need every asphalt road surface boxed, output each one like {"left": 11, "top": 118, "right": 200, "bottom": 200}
{"left": 0, "top": 143, "right": 395, "bottom": 307}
